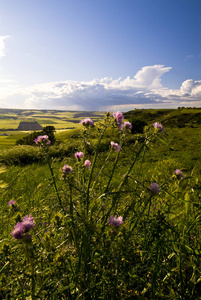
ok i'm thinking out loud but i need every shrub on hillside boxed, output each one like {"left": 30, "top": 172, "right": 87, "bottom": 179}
{"left": 130, "top": 118, "right": 148, "bottom": 134}
{"left": 0, "top": 146, "right": 42, "bottom": 165}
{"left": 0, "top": 143, "right": 81, "bottom": 166}
{"left": 16, "top": 126, "right": 56, "bottom": 145}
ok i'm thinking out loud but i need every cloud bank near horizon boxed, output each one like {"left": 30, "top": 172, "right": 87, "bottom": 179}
{"left": 0, "top": 35, "right": 10, "bottom": 59}
{"left": 0, "top": 64, "right": 201, "bottom": 111}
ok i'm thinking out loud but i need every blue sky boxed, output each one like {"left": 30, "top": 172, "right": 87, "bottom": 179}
{"left": 0, "top": 0, "right": 201, "bottom": 111}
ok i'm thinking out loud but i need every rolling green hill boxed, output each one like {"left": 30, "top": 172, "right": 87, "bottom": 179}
{"left": 124, "top": 107, "right": 201, "bottom": 127}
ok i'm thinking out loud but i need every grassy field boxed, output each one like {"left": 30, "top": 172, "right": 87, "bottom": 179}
{"left": 0, "top": 108, "right": 105, "bottom": 130}
{"left": 0, "top": 109, "right": 201, "bottom": 299}
{"left": 124, "top": 107, "right": 201, "bottom": 127}
{"left": 0, "top": 109, "right": 106, "bottom": 149}
{"left": 0, "top": 109, "right": 104, "bottom": 150}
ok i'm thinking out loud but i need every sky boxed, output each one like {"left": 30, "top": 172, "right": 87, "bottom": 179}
{"left": 0, "top": 0, "right": 201, "bottom": 112}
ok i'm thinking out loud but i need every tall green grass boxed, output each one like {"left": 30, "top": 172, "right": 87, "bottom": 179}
{"left": 0, "top": 113, "right": 201, "bottom": 299}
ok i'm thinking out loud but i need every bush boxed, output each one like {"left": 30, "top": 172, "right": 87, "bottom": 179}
{"left": 130, "top": 118, "right": 148, "bottom": 134}
{"left": 16, "top": 126, "right": 56, "bottom": 145}
{"left": 0, "top": 142, "right": 81, "bottom": 166}
{"left": 0, "top": 146, "right": 42, "bottom": 165}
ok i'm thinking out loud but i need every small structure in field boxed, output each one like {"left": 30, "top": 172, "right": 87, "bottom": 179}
{"left": 0, "top": 133, "right": 8, "bottom": 136}
{"left": 17, "top": 121, "right": 43, "bottom": 131}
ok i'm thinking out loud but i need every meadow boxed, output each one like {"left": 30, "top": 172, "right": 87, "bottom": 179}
{"left": 0, "top": 108, "right": 201, "bottom": 299}
{"left": 0, "top": 109, "right": 105, "bottom": 149}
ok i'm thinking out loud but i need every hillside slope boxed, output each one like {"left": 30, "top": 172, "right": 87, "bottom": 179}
{"left": 124, "top": 108, "right": 201, "bottom": 127}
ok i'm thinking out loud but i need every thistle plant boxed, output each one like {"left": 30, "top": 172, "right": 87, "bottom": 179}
{"left": 1, "top": 112, "right": 201, "bottom": 299}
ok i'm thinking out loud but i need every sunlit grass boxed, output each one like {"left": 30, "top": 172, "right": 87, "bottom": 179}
{"left": 0, "top": 110, "right": 201, "bottom": 299}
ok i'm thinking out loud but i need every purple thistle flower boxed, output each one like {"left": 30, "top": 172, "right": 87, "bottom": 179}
{"left": 121, "top": 121, "right": 132, "bottom": 131}
{"left": 149, "top": 182, "right": 161, "bottom": 195}
{"left": 22, "top": 215, "right": 35, "bottom": 232}
{"left": 153, "top": 122, "right": 165, "bottom": 132}
{"left": 174, "top": 169, "right": 184, "bottom": 178}
{"left": 34, "top": 135, "right": 51, "bottom": 145}
{"left": 74, "top": 152, "right": 84, "bottom": 160}
{"left": 80, "top": 118, "right": 94, "bottom": 127}
{"left": 111, "top": 141, "right": 120, "bottom": 152}
{"left": 11, "top": 214, "right": 35, "bottom": 240}
{"left": 108, "top": 216, "right": 124, "bottom": 228}
{"left": 84, "top": 159, "right": 91, "bottom": 170}
{"left": 11, "top": 223, "right": 25, "bottom": 240}
{"left": 113, "top": 111, "right": 124, "bottom": 128}
{"left": 113, "top": 111, "right": 124, "bottom": 122}
{"left": 8, "top": 200, "right": 16, "bottom": 206}
{"left": 61, "top": 164, "right": 74, "bottom": 177}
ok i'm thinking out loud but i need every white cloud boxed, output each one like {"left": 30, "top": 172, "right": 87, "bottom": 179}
{"left": 180, "top": 79, "right": 201, "bottom": 97}
{"left": 128, "top": 64, "right": 172, "bottom": 89}
{"left": 102, "top": 65, "right": 172, "bottom": 90}
{"left": 180, "top": 79, "right": 195, "bottom": 94}
{"left": 0, "top": 35, "right": 10, "bottom": 58}
{"left": 191, "top": 82, "right": 201, "bottom": 97}
{"left": 0, "top": 65, "right": 200, "bottom": 111}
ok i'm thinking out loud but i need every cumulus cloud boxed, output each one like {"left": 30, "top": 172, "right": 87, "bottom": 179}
{"left": 0, "top": 35, "right": 10, "bottom": 58}
{"left": 149, "top": 78, "right": 201, "bottom": 109}
{"left": 0, "top": 64, "right": 201, "bottom": 111}
{"left": 180, "top": 79, "right": 201, "bottom": 96}
{"left": 126, "top": 64, "right": 172, "bottom": 89}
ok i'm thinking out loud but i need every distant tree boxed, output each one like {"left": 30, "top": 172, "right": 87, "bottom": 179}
{"left": 16, "top": 126, "right": 56, "bottom": 145}
{"left": 41, "top": 126, "right": 56, "bottom": 144}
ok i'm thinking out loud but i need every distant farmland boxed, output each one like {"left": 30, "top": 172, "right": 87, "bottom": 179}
{"left": 1, "top": 107, "right": 201, "bottom": 149}
{"left": 0, "top": 109, "right": 106, "bottom": 148}
{"left": 0, "top": 109, "right": 106, "bottom": 131}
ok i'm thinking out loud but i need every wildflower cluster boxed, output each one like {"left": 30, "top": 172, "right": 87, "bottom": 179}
{"left": 80, "top": 118, "right": 94, "bottom": 127}
{"left": 174, "top": 169, "right": 184, "bottom": 178}
{"left": 61, "top": 164, "right": 74, "bottom": 177}
{"left": 74, "top": 152, "right": 83, "bottom": 160}
{"left": 113, "top": 111, "right": 132, "bottom": 131}
{"left": 8, "top": 200, "right": 16, "bottom": 206}
{"left": 149, "top": 182, "right": 161, "bottom": 195}
{"left": 108, "top": 216, "right": 124, "bottom": 228}
{"left": 11, "top": 215, "right": 35, "bottom": 240}
{"left": 34, "top": 135, "right": 51, "bottom": 145}
{"left": 111, "top": 141, "right": 121, "bottom": 152}
{"left": 84, "top": 159, "right": 91, "bottom": 169}
{"left": 5, "top": 111, "right": 198, "bottom": 300}
{"left": 61, "top": 150, "right": 92, "bottom": 177}
{"left": 153, "top": 122, "right": 165, "bottom": 132}
{"left": 113, "top": 111, "right": 124, "bottom": 127}
{"left": 122, "top": 121, "right": 132, "bottom": 130}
